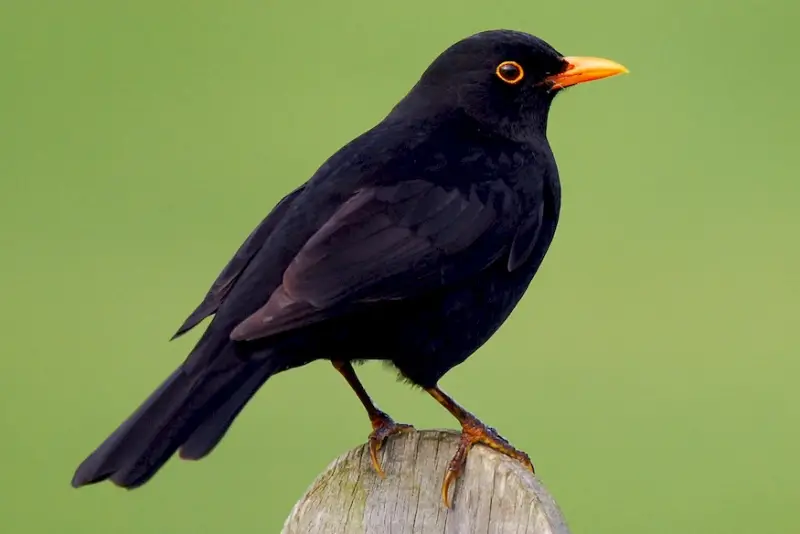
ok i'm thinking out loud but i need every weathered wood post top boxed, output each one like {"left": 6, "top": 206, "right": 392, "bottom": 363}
{"left": 283, "top": 429, "right": 571, "bottom": 534}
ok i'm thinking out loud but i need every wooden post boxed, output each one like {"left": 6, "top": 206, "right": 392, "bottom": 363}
{"left": 282, "top": 429, "right": 571, "bottom": 534}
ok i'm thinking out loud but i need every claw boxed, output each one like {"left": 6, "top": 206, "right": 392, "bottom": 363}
{"left": 369, "top": 440, "right": 386, "bottom": 479}
{"left": 441, "top": 455, "right": 464, "bottom": 509}
{"left": 442, "top": 469, "right": 456, "bottom": 509}
{"left": 367, "top": 415, "right": 414, "bottom": 478}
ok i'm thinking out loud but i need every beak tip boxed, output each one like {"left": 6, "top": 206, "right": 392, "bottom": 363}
{"left": 603, "top": 59, "right": 629, "bottom": 76}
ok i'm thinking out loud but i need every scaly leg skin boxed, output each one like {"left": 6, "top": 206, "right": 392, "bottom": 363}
{"left": 426, "top": 386, "right": 534, "bottom": 508}
{"left": 332, "top": 361, "right": 414, "bottom": 478}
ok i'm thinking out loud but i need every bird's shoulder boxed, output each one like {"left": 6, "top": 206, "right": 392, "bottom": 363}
{"left": 308, "top": 110, "right": 543, "bottom": 191}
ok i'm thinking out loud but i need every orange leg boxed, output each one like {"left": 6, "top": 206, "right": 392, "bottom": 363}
{"left": 332, "top": 361, "right": 414, "bottom": 478}
{"left": 426, "top": 386, "right": 534, "bottom": 508}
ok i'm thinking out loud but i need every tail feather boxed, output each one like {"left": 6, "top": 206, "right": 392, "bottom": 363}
{"left": 70, "top": 369, "right": 190, "bottom": 487}
{"left": 179, "top": 361, "right": 276, "bottom": 460}
{"left": 71, "top": 348, "right": 278, "bottom": 489}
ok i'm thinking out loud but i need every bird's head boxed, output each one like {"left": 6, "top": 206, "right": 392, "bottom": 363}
{"left": 394, "top": 30, "right": 628, "bottom": 140}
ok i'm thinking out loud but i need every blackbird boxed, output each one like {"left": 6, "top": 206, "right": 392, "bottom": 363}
{"left": 71, "top": 29, "right": 626, "bottom": 507}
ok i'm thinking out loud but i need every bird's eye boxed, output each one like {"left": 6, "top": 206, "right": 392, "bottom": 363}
{"left": 495, "top": 61, "right": 524, "bottom": 84}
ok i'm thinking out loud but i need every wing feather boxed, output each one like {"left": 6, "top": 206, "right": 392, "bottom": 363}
{"left": 171, "top": 185, "right": 305, "bottom": 339}
{"left": 230, "top": 180, "right": 514, "bottom": 341}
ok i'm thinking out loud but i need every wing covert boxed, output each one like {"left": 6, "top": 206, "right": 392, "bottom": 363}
{"left": 230, "top": 180, "right": 515, "bottom": 341}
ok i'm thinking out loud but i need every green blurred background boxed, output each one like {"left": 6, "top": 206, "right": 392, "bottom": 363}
{"left": 2, "top": 1, "right": 798, "bottom": 533}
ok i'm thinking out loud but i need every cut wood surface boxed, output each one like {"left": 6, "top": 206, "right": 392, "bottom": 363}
{"left": 282, "top": 429, "right": 571, "bottom": 534}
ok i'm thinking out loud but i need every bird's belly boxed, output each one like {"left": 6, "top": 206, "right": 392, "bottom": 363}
{"left": 290, "top": 264, "right": 538, "bottom": 388}
{"left": 386, "top": 287, "right": 526, "bottom": 386}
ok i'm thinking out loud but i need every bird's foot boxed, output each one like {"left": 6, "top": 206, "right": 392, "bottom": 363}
{"left": 441, "top": 416, "right": 534, "bottom": 508}
{"left": 368, "top": 411, "right": 414, "bottom": 478}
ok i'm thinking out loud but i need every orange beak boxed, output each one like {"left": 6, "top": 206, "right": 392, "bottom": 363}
{"left": 544, "top": 56, "right": 628, "bottom": 89}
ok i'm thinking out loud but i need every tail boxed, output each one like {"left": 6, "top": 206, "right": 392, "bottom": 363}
{"left": 71, "top": 347, "right": 278, "bottom": 489}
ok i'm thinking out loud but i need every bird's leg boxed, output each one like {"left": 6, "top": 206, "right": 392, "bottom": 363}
{"left": 332, "top": 361, "right": 414, "bottom": 478}
{"left": 426, "top": 385, "right": 534, "bottom": 508}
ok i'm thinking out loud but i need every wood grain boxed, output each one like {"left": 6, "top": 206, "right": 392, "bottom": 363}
{"left": 282, "top": 429, "right": 571, "bottom": 534}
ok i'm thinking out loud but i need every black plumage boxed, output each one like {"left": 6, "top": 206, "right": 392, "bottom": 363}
{"left": 71, "top": 29, "right": 626, "bottom": 506}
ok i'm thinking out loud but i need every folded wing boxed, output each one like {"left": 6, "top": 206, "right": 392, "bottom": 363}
{"left": 231, "top": 180, "right": 519, "bottom": 341}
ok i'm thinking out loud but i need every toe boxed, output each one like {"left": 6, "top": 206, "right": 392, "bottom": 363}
{"left": 440, "top": 440, "right": 471, "bottom": 509}
{"left": 367, "top": 420, "right": 413, "bottom": 478}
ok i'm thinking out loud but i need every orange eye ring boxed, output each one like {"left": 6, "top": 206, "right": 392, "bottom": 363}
{"left": 495, "top": 61, "right": 524, "bottom": 84}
